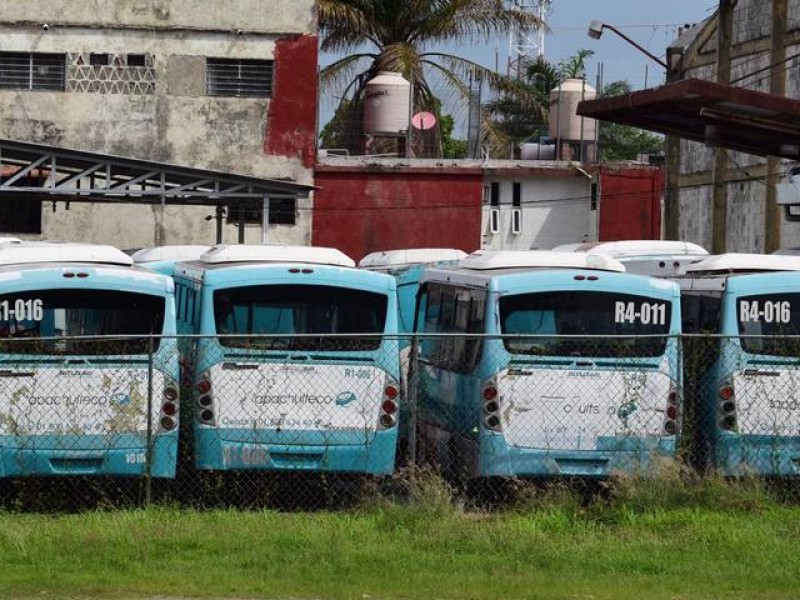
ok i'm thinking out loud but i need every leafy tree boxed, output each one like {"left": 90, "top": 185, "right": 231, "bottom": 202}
{"left": 598, "top": 81, "right": 664, "bottom": 161}
{"left": 318, "top": 0, "right": 540, "bottom": 158}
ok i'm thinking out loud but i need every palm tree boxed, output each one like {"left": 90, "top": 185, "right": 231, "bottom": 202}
{"left": 482, "top": 55, "right": 559, "bottom": 156}
{"left": 318, "top": 0, "right": 540, "bottom": 157}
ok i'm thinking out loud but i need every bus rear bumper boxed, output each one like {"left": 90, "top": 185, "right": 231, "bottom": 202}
{"left": 194, "top": 428, "right": 397, "bottom": 475}
{"left": 714, "top": 434, "right": 800, "bottom": 476}
{"left": 0, "top": 434, "right": 178, "bottom": 478}
{"left": 479, "top": 434, "right": 678, "bottom": 478}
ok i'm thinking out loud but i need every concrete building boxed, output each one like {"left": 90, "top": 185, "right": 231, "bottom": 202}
{"left": 666, "top": 0, "right": 800, "bottom": 252}
{"left": 0, "top": 0, "right": 317, "bottom": 247}
{"left": 313, "top": 156, "right": 663, "bottom": 261}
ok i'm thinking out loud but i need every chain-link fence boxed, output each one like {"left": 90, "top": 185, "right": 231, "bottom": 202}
{"left": 1, "top": 333, "right": 800, "bottom": 510}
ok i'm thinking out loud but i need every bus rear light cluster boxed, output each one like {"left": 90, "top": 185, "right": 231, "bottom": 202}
{"left": 159, "top": 383, "right": 179, "bottom": 431}
{"left": 718, "top": 382, "right": 737, "bottom": 431}
{"left": 663, "top": 387, "right": 679, "bottom": 436}
{"left": 482, "top": 381, "right": 502, "bottom": 432}
{"left": 196, "top": 371, "right": 216, "bottom": 425}
{"left": 378, "top": 379, "right": 399, "bottom": 429}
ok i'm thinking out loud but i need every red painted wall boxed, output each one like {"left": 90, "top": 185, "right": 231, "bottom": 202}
{"left": 265, "top": 35, "right": 318, "bottom": 168}
{"left": 313, "top": 167, "right": 483, "bottom": 262}
{"left": 598, "top": 166, "right": 663, "bottom": 240}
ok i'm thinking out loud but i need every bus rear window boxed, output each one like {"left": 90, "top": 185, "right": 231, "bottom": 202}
{"left": 499, "top": 291, "right": 671, "bottom": 357}
{"left": 0, "top": 290, "right": 165, "bottom": 355}
{"left": 214, "top": 284, "right": 388, "bottom": 351}
{"left": 738, "top": 293, "right": 800, "bottom": 356}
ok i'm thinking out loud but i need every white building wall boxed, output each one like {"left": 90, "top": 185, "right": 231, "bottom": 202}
{"left": 481, "top": 172, "right": 594, "bottom": 250}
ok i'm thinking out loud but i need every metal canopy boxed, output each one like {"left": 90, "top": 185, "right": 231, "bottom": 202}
{"left": 577, "top": 78, "right": 800, "bottom": 161}
{"left": 0, "top": 137, "right": 313, "bottom": 204}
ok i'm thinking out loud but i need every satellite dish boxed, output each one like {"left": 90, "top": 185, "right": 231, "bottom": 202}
{"left": 411, "top": 111, "right": 437, "bottom": 131}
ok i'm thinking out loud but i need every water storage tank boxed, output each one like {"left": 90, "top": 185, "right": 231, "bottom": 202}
{"left": 363, "top": 71, "right": 411, "bottom": 135}
{"left": 520, "top": 143, "right": 556, "bottom": 160}
{"left": 548, "top": 78, "right": 597, "bottom": 141}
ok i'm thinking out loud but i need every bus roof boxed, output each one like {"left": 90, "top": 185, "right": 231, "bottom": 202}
{"left": 554, "top": 240, "right": 709, "bottom": 257}
{"left": 131, "top": 245, "right": 211, "bottom": 263}
{"left": 0, "top": 242, "right": 134, "bottom": 267}
{"left": 359, "top": 248, "right": 468, "bottom": 269}
{"left": 459, "top": 250, "right": 625, "bottom": 272}
{"left": 0, "top": 236, "right": 21, "bottom": 245}
{"left": 197, "top": 244, "right": 356, "bottom": 267}
{"left": 683, "top": 253, "right": 800, "bottom": 275}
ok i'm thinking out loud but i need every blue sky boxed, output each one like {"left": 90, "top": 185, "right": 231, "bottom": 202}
{"left": 319, "top": 1, "right": 718, "bottom": 135}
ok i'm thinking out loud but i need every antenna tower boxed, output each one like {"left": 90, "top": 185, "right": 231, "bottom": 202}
{"left": 508, "top": 0, "right": 551, "bottom": 78}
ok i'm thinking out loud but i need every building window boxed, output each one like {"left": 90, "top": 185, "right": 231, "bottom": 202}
{"left": 89, "top": 53, "right": 110, "bottom": 66}
{"left": 0, "top": 197, "right": 42, "bottom": 233}
{"left": 206, "top": 58, "right": 273, "bottom": 97}
{"left": 490, "top": 182, "right": 500, "bottom": 207}
{"left": 268, "top": 198, "right": 296, "bottom": 225}
{"left": 126, "top": 54, "right": 146, "bottom": 67}
{"left": 512, "top": 182, "right": 521, "bottom": 207}
{"left": 226, "top": 198, "right": 296, "bottom": 226}
{"left": 0, "top": 52, "right": 65, "bottom": 91}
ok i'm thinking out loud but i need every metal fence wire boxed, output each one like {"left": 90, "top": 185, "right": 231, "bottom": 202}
{"left": 0, "top": 333, "right": 799, "bottom": 510}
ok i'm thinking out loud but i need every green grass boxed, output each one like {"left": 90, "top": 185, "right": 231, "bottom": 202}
{"left": 1, "top": 473, "right": 800, "bottom": 599}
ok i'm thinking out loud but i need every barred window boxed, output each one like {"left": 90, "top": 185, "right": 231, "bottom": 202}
{"left": 226, "top": 198, "right": 296, "bottom": 226}
{"left": 206, "top": 58, "right": 273, "bottom": 97}
{"left": 0, "top": 52, "right": 65, "bottom": 91}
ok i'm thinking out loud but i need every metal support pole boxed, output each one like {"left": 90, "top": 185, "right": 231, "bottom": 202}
{"left": 215, "top": 205, "right": 224, "bottom": 244}
{"left": 261, "top": 195, "right": 270, "bottom": 244}
{"left": 238, "top": 204, "right": 245, "bottom": 244}
{"left": 144, "top": 335, "right": 154, "bottom": 506}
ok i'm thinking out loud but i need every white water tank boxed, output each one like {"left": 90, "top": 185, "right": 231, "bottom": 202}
{"left": 549, "top": 78, "right": 597, "bottom": 141}
{"left": 363, "top": 71, "right": 411, "bottom": 135}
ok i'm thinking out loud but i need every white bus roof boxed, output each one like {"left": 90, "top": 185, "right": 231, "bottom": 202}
{"left": 132, "top": 245, "right": 211, "bottom": 263}
{"left": 554, "top": 240, "right": 709, "bottom": 257}
{"left": 0, "top": 242, "right": 134, "bottom": 267}
{"left": 359, "top": 248, "right": 468, "bottom": 269}
{"left": 459, "top": 250, "right": 625, "bottom": 272}
{"left": 683, "top": 253, "right": 800, "bottom": 274}
{"left": 198, "top": 244, "right": 356, "bottom": 267}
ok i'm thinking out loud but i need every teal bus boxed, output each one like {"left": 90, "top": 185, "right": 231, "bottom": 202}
{"left": 0, "top": 242, "right": 179, "bottom": 478}
{"left": 679, "top": 253, "right": 800, "bottom": 476}
{"left": 413, "top": 250, "right": 682, "bottom": 479}
{"left": 174, "top": 245, "right": 401, "bottom": 474}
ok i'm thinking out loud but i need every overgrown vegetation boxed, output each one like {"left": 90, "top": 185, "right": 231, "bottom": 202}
{"left": 1, "top": 467, "right": 799, "bottom": 599}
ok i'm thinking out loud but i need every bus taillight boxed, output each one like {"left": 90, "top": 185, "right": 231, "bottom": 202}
{"left": 159, "top": 382, "right": 179, "bottom": 431}
{"left": 196, "top": 371, "right": 216, "bottom": 425}
{"left": 718, "top": 382, "right": 737, "bottom": 431}
{"left": 378, "top": 377, "right": 400, "bottom": 429}
{"left": 663, "top": 386, "right": 679, "bottom": 435}
{"left": 482, "top": 380, "right": 502, "bottom": 432}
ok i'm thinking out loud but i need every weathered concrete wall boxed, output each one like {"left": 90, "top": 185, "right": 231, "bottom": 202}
{"left": 313, "top": 164, "right": 483, "bottom": 262}
{"left": 0, "top": 1, "right": 314, "bottom": 34}
{"left": 672, "top": 0, "right": 800, "bottom": 251}
{"left": 0, "top": 1, "right": 316, "bottom": 247}
{"left": 598, "top": 166, "right": 663, "bottom": 241}
{"left": 678, "top": 186, "right": 712, "bottom": 249}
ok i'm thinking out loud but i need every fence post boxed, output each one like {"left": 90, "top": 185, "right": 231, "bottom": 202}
{"left": 407, "top": 333, "right": 419, "bottom": 467}
{"left": 144, "top": 335, "right": 154, "bottom": 506}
